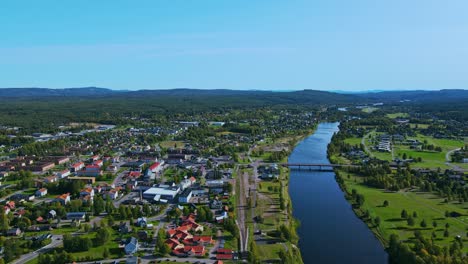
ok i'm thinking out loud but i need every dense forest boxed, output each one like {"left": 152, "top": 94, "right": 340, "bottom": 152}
{"left": 0, "top": 88, "right": 466, "bottom": 131}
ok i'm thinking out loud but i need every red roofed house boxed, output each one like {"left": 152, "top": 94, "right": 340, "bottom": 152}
{"left": 149, "top": 162, "right": 163, "bottom": 173}
{"left": 188, "top": 245, "right": 206, "bottom": 257}
{"left": 189, "top": 176, "right": 196, "bottom": 184}
{"left": 5, "top": 201, "right": 15, "bottom": 210}
{"left": 192, "top": 236, "right": 214, "bottom": 246}
{"left": 80, "top": 187, "right": 95, "bottom": 198}
{"left": 54, "top": 193, "right": 71, "bottom": 205}
{"left": 181, "top": 220, "right": 204, "bottom": 232}
{"left": 35, "top": 188, "right": 48, "bottom": 197}
{"left": 128, "top": 171, "right": 142, "bottom": 179}
{"left": 93, "top": 160, "right": 104, "bottom": 167}
{"left": 216, "top": 248, "right": 233, "bottom": 260}
{"left": 165, "top": 238, "right": 183, "bottom": 250}
{"left": 70, "top": 162, "right": 85, "bottom": 172}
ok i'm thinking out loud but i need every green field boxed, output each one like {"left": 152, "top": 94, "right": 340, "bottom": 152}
{"left": 361, "top": 132, "right": 466, "bottom": 169}
{"left": 342, "top": 173, "right": 468, "bottom": 252}
{"left": 386, "top": 112, "right": 409, "bottom": 119}
{"left": 344, "top": 137, "right": 362, "bottom": 146}
{"left": 409, "top": 123, "right": 430, "bottom": 129}
{"left": 159, "top": 140, "right": 185, "bottom": 149}
{"left": 362, "top": 107, "right": 379, "bottom": 113}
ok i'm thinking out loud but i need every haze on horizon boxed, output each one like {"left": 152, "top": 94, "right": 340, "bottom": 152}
{"left": 1, "top": 0, "right": 467, "bottom": 91}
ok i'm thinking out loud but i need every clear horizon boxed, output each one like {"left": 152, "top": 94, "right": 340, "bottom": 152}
{"left": 1, "top": 1, "right": 468, "bottom": 91}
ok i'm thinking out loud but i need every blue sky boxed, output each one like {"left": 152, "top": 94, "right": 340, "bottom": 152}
{"left": 1, "top": 0, "right": 467, "bottom": 91}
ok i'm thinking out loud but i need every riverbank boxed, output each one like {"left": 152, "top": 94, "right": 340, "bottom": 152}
{"left": 329, "top": 125, "right": 468, "bottom": 259}
{"left": 248, "top": 126, "right": 317, "bottom": 263}
{"left": 289, "top": 123, "right": 387, "bottom": 263}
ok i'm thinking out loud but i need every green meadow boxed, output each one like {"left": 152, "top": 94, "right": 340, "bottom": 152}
{"left": 342, "top": 173, "right": 468, "bottom": 253}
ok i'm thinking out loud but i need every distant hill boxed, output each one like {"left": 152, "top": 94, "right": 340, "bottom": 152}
{"left": 0, "top": 87, "right": 114, "bottom": 97}
{"left": 0, "top": 87, "right": 466, "bottom": 104}
{"left": 355, "top": 89, "right": 468, "bottom": 103}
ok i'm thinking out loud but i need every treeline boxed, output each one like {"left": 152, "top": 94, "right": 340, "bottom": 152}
{"left": 388, "top": 233, "right": 466, "bottom": 264}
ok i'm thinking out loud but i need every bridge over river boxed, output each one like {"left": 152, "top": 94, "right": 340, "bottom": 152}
{"left": 260, "top": 162, "right": 359, "bottom": 171}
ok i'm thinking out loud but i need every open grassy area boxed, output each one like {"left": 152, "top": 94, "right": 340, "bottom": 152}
{"left": 341, "top": 172, "right": 468, "bottom": 252}
{"left": 409, "top": 123, "right": 430, "bottom": 129}
{"left": 344, "top": 137, "right": 362, "bottom": 146}
{"left": 256, "top": 242, "right": 285, "bottom": 261}
{"left": 361, "top": 131, "right": 466, "bottom": 170}
{"left": 362, "top": 107, "right": 379, "bottom": 113}
{"left": 159, "top": 140, "right": 185, "bottom": 149}
{"left": 386, "top": 112, "right": 409, "bottom": 119}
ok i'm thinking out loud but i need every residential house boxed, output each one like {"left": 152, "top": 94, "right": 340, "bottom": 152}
{"left": 93, "top": 160, "right": 104, "bottom": 167}
{"left": 124, "top": 237, "right": 139, "bottom": 255}
{"left": 54, "top": 193, "right": 71, "bottom": 205}
{"left": 66, "top": 212, "right": 86, "bottom": 221}
{"left": 148, "top": 162, "right": 164, "bottom": 173}
{"left": 70, "top": 162, "right": 85, "bottom": 172}
{"left": 136, "top": 217, "right": 147, "bottom": 227}
{"left": 7, "top": 228, "right": 22, "bottom": 236}
{"left": 103, "top": 189, "right": 119, "bottom": 200}
{"left": 178, "top": 189, "right": 193, "bottom": 204}
{"left": 216, "top": 248, "right": 233, "bottom": 260}
{"left": 48, "top": 210, "right": 57, "bottom": 219}
{"left": 77, "top": 165, "right": 102, "bottom": 177}
{"left": 118, "top": 222, "right": 132, "bottom": 234}
{"left": 35, "top": 188, "right": 48, "bottom": 197}
{"left": 80, "top": 187, "right": 95, "bottom": 199}
{"left": 55, "top": 169, "right": 71, "bottom": 178}
{"left": 44, "top": 175, "right": 58, "bottom": 184}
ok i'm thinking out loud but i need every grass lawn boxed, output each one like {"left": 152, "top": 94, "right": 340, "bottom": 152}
{"left": 344, "top": 137, "right": 362, "bottom": 146}
{"left": 257, "top": 242, "right": 284, "bottom": 261}
{"left": 409, "top": 123, "right": 430, "bottom": 129}
{"left": 342, "top": 173, "right": 468, "bottom": 252}
{"left": 362, "top": 107, "right": 379, "bottom": 113}
{"left": 386, "top": 112, "right": 409, "bottom": 119}
{"left": 159, "top": 141, "right": 185, "bottom": 149}
{"left": 394, "top": 147, "right": 448, "bottom": 169}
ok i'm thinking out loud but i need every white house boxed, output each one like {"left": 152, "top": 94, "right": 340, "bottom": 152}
{"left": 55, "top": 169, "right": 71, "bottom": 178}
{"left": 35, "top": 188, "right": 48, "bottom": 197}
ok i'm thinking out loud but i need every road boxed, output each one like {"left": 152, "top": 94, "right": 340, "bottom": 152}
{"left": 237, "top": 166, "right": 248, "bottom": 252}
{"left": 11, "top": 234, "right": 63, "bottom": 264}
{"left": 361, "top": 132, "right": 373, "bottom": 158}
{"left": 13, "top": 213, "right": 106, "bottom": 264}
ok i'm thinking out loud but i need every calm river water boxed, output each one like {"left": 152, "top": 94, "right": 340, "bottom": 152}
{"left": 289, "top": 122, "right": 387, "bottom": 264}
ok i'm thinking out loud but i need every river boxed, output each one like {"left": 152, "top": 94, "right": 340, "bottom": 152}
{"left": 289, "top": 122, "right": 387, "bottom": 264}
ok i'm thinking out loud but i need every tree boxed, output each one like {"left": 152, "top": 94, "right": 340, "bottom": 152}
{"left": 374, "top": 216, "right": 381, "bottom": 227}
{"left": 420, "top": 219, "right": 427, "bottom": 228}
{"left": 444, "top": 229, "right": 450, "bottom": 237}
{"left": 249, "top": 241, "right": 260, "bottom": 264}
{"left": 94, "top": 227, "right": 111, "bottom": 246}
{"left": 432, "top": 220, "right": 437, "bottom": 228}
{"left": 412, "top": 211, "right": 418, "bottom": 218}
{"left": 0, "top": 207, "right": 9, "bottom": 232}
{"left": 407, "top": 216, "right": 415, "bottom": 226}
{"left": 103, "top": 247, "right": 110, "bottom": 258}
{"left": 93, "top": 196, "right": 105, "bottom": 216}
{"left": 401, "top": 209, "right": 408, "bottom": 219}
{"left": 154, "top": 228, "right": 170, "bottom": 256}
{"left": 383, "top": 200, "right": 389, "bottom": 207}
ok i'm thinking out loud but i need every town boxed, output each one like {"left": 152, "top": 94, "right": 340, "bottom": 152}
{"left": 0, "top": 108, "right": 316, "bottom": 264}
